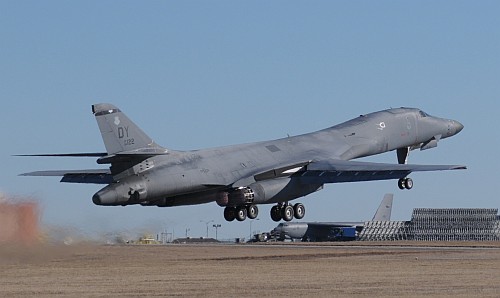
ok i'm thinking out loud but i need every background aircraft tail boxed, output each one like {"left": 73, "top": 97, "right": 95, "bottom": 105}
{"left": 92, "top": 103, "right": 165, "bottom": 155}
{"left": 372, "top": 193, "right": 393, "bottom": 221}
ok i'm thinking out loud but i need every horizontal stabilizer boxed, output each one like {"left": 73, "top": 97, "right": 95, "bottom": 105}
{"left": 14, "top": 153, "right": 107, "bottom": 157}
{"left": 15, "top": 150, "right": 169, "bottom": 165}
{"left": 96, "top": 149, "right": 168, "bottom": 164}
{"left": 20, "top": 169, "right": 112, "bottom": 184}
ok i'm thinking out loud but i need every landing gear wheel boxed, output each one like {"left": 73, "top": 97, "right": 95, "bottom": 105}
{"left": 398, "top": 177, "right": 414, "bottom": 190}
{"left": 398, "top": 178, "right": 406, "bottom": 190}
{"left": 247, "top": 204, "right": 259, "bottom": 219}
{"left": 293, "top": 203, "right": 305, "bottom": 219}
{"left": 404, "top": 177, "right": 413, "bottom": 190}
{"left": 224, "top": 207, "right": 236, "bottom": 222}
{"left": 282, "top": 205, "right": 294, "bottom": 222}
{"left": 270, "top": 205, "right": 282, "bottom": 222}
{"left": 236, "top": 206, "right": 247, "bottom": 221}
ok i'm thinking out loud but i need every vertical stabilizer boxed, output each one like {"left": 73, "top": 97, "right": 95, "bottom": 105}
{"left": 372, "top": 193, "right": 393, "bottom": 221}
{"left": 92, "top": 103, "right": 165, "bottom": 155}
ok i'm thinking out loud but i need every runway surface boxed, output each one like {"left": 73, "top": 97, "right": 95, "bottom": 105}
{"left": 1, "top": 242, "right": 500, "bottom": 297}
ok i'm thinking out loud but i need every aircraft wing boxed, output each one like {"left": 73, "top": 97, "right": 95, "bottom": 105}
{"left": 20, "top": 169, "right": 112, "bottom": 184}
{"left": 307, "top": 222, "right": 363, "bottom": 228}
{"left": 298, "top": 159, "right": 466, "bottom": 184}
{"left": 307, "top": 222, "right": 365, "bottom": 233}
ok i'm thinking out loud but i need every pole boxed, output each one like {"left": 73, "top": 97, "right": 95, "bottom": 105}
{"left": 213, "top": 224, "right": 221, "bottom": 240}
{"left": 249, "top": 218, "right": 259, "bottom": 240}
{"left": 200, "top": 220, "right": 214, "bottom": 238}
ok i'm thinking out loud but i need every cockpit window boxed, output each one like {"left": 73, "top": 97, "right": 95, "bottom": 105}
{"left": 419, "top": 110, "right": 429, "bottom": 117}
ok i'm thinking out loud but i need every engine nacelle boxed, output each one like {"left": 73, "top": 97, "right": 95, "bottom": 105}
{"left": 216, "top": 187, "right": 255, "bottom": 207}
{"left": 217, "top": 178, "right": 323, "bottom": 207}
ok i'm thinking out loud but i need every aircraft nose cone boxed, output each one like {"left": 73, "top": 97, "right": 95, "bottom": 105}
{"left": 454, "top": 121, "right": 464, "bottom": 134}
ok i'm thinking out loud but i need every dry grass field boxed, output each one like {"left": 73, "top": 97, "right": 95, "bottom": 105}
{"left": 1, "top": 242, "right": 500, "bottom": 297}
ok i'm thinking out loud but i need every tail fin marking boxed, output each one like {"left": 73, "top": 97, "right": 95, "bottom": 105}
{"left": 92, "top": 103, "right": 165, "bottom": 155}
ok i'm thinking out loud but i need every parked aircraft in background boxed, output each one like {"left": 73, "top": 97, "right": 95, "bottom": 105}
{"left": 272, "top": 193, "right": 393, "bottom": 241}
{"left": 20, "top": 104, "right": 464, "bottom": 222}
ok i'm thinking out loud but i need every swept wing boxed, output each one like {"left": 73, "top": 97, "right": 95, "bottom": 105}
{"left": 297, "top": 159, "right": 466, "bottom": 184}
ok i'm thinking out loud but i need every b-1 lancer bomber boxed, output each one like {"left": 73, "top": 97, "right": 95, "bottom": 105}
{"left": 19, "top": 104, "right": 465, "bottom": 222}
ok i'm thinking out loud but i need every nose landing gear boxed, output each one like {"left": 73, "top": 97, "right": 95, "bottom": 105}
{"left": 398, "top": 177, "right": 413, "bottom": 190}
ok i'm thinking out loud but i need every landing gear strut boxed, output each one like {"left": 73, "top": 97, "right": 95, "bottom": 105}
{"left": 398, "top": 177, "right": 413, "bottom": 190}
{"left": 396, "top": 147, "right": 414, "bottom": 190}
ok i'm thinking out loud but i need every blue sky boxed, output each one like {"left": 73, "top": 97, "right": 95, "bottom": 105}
{"left": 1, "top": 1, "right": 499, "bottom": 241}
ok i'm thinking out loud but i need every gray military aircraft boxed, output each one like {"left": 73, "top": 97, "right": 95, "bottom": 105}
{"left": 19, "top": 104, "right": 465, "bottom": 222}
{"left": 272, "top": 193, "right": 394, "bottom": 241}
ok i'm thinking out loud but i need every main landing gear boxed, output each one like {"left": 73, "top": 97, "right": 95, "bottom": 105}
{"left": 398, "top": 177, "right": 413, "bottom": 190}
{"left": 224, "top": 204, "right": 259, "bottom": 222}
{"left": 223, "top": 202, "right": 306, "bottom": 222}
{"left": 270, "top": 202, "right": 305, "bottom": 222}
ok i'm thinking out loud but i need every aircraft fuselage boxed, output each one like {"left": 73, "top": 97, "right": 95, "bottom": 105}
{"left": 93, "top": 108, "right": 462, "bottom": 209}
